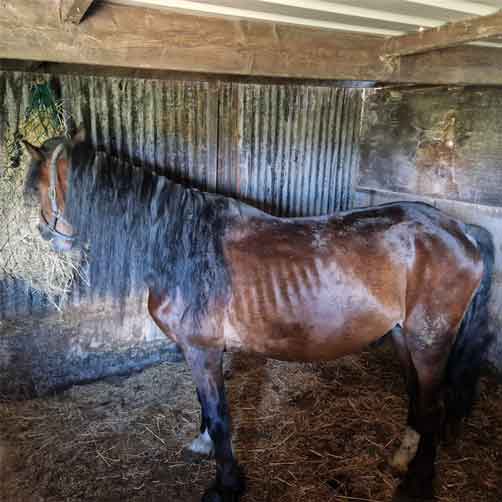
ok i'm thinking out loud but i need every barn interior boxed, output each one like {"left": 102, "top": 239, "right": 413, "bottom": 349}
{"left": 1, "top": 1, "right": 502, "bottom": 501}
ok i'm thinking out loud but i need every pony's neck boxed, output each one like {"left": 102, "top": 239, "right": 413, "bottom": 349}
{"left": 65, "top": 145, "right": 231, "bottom": 321}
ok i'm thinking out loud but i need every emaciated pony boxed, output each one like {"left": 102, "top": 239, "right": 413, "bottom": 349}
{"left": 23, "top": 129, "right": 494, "bottom": 501}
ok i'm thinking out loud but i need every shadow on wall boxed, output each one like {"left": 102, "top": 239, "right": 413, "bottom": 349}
{"left": 0, "top": 296, "right": 182, "bottom": 398}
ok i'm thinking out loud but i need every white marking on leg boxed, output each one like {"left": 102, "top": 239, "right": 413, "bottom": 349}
{"left": 390, "top": 427, "right": 421, "bottom": 474}
{"left": 188, "top": 429, "right": 214, "bottom": 456}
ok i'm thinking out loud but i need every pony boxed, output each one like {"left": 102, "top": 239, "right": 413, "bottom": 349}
{"left": 22, "top": 129, "right": 494, "bottom": 501}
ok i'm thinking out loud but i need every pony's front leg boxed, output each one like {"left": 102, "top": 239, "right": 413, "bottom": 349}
{"left": 185, "top": 389, "right": 214, "bottom": 458}
{"left": 183, "top": 345, "right": 245, "bottom": 502}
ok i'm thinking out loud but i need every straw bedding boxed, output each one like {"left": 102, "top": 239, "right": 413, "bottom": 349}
{"left": 0, "top": 343, "right": 500, "bottom": 502}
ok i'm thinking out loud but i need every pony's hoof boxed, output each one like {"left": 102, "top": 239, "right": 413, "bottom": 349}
{"left": 201, "top": 485, "right": 241, "bottom": 502}
{"left": 201, "top": 467, "right": 245, "bottom": 502}
{"left": 201, "top": 487, "right": 223, "bottom": 502}
{"left": 393, "top": 480, "right": 435, "bottom": 502}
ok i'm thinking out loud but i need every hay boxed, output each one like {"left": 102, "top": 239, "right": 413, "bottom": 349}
{"left": 0, "top": 344, "right": 500, "bottom": 501}
{"left": 0, "top": 82, "right": 82, "bottom": 307}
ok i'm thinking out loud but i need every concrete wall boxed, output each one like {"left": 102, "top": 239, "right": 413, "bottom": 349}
{"left": 0, "top": 298, "right": 182, "bottom": 397}
{"left": 358, "top": 87, "right": 502, "bottom": 374}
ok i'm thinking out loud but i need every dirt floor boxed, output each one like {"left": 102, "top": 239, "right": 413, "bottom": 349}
{"left": 0, "top": 344, "right": 501, "bottom": 502}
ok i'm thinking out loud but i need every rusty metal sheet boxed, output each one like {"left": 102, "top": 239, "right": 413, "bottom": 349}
{"left": 218, "top": 82, "right": 363, "bottom": 216}
{"left": 59, "top": 74, "right": 218, "bottom": 191}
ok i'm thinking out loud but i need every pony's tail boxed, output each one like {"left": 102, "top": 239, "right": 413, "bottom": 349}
{"left": 444, "top": 224, "right": 495, "bottom": 433}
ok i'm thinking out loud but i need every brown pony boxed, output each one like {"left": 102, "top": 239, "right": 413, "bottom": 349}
{"left": 23, "top": 129, "right": 494, "bottom": 502}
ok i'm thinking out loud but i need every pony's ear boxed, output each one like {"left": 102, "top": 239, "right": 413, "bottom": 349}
{"left": 72, "top": 126, "right": 87, "bottom": 145}
{"left": 22, "top": 140, "right": 45, "bottom": 161}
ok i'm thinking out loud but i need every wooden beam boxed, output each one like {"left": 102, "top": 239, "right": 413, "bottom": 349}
{"left": 394, "top": 44, "right": 502, "bottom": 86}
{"left": 110, "top": 0, "right": 502, "bottom": 51}
{"left": 122, "top": 0, "right": 444, "bottom": 30}
{"left": 384, "top": 9, "right": 502, "bottom": 56}
{"left": 2, "top": 1, "right": 502, "bottom": 85}
{"left": 0, "top": 59, "right": 379, "bottom": 87}
{"left": 109, "top": 0, "right": 401, "bottom": 36}
{"left": 64, "top": 0, "right": 95, "bottom": 24}
{"left": 0, "top": 1, "right": 386, "bottom": 81}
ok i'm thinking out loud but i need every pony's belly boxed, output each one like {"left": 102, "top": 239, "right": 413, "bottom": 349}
{"left": 222, "top": 309, "right": 395, "bottom": 362}
{"left": 223, "top": 243, "right": 405, "bottom": 361}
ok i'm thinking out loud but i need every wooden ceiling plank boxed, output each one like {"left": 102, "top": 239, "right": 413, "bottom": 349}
{"left": 110, "top": 1, "right": 502, "bottom": 49}
{"left": 3, "top": 0, "right": 502, "bottom": 85}
{"left": 64, "top": 0, "right": 96, "bottom": 24}
{"left": 384, "top": 8, "right": 502, "bottom": 56}
{"left": 0, "top": 0, "right": 386, "bottom": 80}
{"left": 401, "top": 0, "right": 496, "bottom": 16}
{"left": 249, "top": 0, "right": 443, "bottom": 27}
{"left": 109, "top": 0, "right": 402, "bottom": 35}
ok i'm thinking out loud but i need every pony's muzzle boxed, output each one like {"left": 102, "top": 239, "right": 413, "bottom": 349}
{"left": 37, "top": 223, "right": 75, "bottom": 253}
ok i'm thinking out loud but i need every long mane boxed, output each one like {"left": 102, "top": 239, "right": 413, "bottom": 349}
{"left": 66, "top": 142, "right": 232, "bottom": 324}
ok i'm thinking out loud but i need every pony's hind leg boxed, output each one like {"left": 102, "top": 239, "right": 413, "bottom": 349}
{"left": 393, "top": 325, "right": 455, "bottom": 502}
{"left": 182, "top": 345, "right": 245, "bottom": 502}
{"left": 389, "top": 326, "right": 421, "bottom": 475}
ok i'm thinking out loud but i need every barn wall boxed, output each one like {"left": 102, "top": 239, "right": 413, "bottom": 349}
{"left": 217, "top": 83, "right": 361, "bottom": 215}
{"left": 0, "top": 71, "right": 364, "bottom": 396}
{"left": 357, "top": 86, "right": 502, "bottom": 374}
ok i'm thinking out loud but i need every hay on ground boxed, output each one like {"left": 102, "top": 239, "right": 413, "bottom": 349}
{"left": 0, "top": 344, "right": 500, "bottom": 501}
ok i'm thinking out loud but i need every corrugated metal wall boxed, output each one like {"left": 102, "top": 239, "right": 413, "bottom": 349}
{"left": 218, "top": 83, "right": 361, "bottom": 216}
{"left": 59, "top": 75, "right": 219, "bottom": 191}
{"left": 0, "top": 71, "right": 364, "bottom": 319}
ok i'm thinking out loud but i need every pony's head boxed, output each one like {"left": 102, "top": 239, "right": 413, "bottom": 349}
{"left": 23, "top": 128, "right": 86, "bottom": 252}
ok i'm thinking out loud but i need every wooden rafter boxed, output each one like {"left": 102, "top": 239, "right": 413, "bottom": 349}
{"left": 2, "top": 1, "right": 502, "bottom": 85}
{"left": 384, "top": 8, "right": 502, "bottom": 57}
{"left": 64, "top": 0, "right": 95, "bottom": 24}
{"left": 107, "top": 0, "right": 402, "bottom": 36}
{"left": 0, "top": 1, "right": 385, "bottom": 80}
